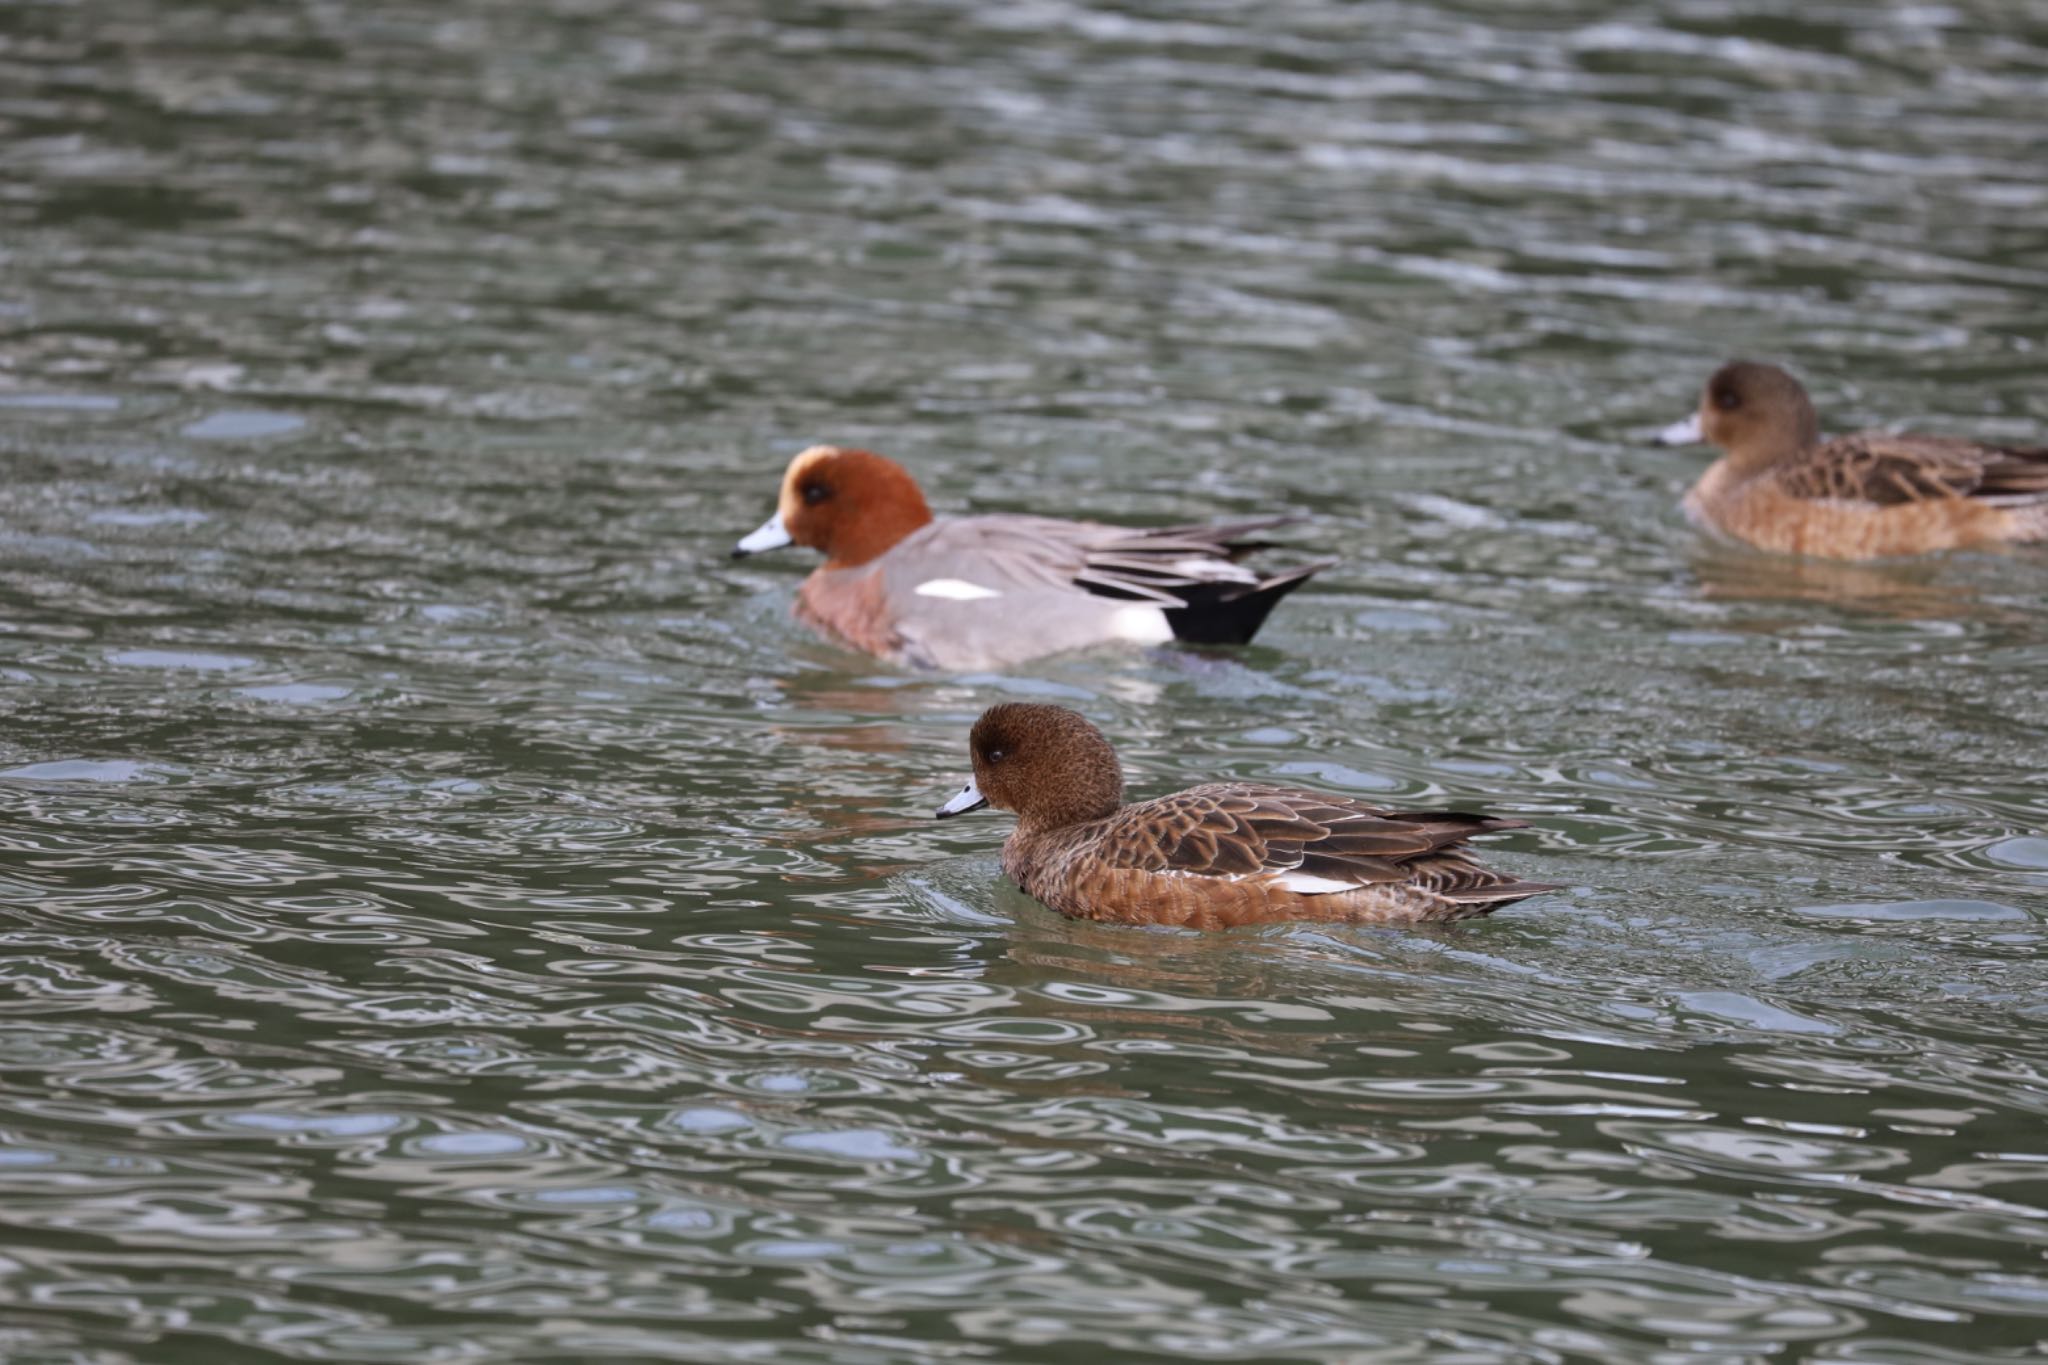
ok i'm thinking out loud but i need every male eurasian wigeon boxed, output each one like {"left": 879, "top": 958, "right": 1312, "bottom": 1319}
{"left": 1656, "top": 361, "right": 2048, "bottom": 559}
{"left": 732, "top": 445, "right": 1332, "bottom": 671}
{"left": 935, "top": 703, "right": 1557, "bottom": 930}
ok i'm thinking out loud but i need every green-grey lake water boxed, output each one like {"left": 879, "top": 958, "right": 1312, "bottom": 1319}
{"left": 3, "top": 1, "right": 2046, "bottom": 1360}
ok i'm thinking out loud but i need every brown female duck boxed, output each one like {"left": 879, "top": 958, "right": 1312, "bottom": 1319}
{"left": 935, "top": 703, "right": 1556, "bottom": 929}
{"left": 1656, "top": 361, "right": 2048, "bottom": 559}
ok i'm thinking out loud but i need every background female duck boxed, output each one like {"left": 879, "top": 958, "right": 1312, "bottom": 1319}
{"left": 936, "top": 702, "right": 1557, "bottom": 930}
{"left": 1656, "top": 360, "right": 2048, "bottom": 559}
{"left": 733, "top": 445, "right": 1330, "bottom": 670}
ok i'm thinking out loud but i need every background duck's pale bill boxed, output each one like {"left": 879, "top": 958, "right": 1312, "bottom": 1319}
{"left": 733, "top": 512, "right": 791, "bottom": 557}
{"left": 935, "top": 779, "right": 987, "bottom": 818}
{"left": 1656, "top": 412, "right": 1704, "bottom": 446}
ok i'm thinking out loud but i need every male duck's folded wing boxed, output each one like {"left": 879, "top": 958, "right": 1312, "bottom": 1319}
{"left": 883, "top": 514, "right": 1302, "bottom": 606}
{"left": 1070, "top": 517, "right": 1302, "bottom": 602}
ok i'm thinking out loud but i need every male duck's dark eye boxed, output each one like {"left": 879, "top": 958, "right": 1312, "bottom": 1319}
{"left": 985, "top": 748, "right": 1007, "bottom": 765}
{"left": 801, "top": 482, "right": 831, "bottom": 505}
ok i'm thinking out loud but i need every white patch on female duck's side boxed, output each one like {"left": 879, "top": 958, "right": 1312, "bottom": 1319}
{"left": 914, "top": 578, "right": 1003, "bottom": 601}
{"left": 1271, "top": 871, "right": 1357, "bottom": 895}
{"left": 1111, "top": 604, "right": 1175, "bottom": 643}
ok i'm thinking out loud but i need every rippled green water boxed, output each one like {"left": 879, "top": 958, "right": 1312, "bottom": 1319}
{"left": 3, "top": 1, "right": 2047, "bottom": 1360}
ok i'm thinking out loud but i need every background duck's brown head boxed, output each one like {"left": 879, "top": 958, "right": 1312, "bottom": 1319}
{"left": 1698, "top": 361, "right": 1822, "bottom": 471}
{"left": 734, "top": 445, "right": 934, "bottom": 567}
{"left": 943, "top": 703, "right": 1125, "bottom": 831}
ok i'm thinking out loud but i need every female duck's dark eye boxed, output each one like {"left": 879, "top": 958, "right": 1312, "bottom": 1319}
{"left": 1713, "top": 387, "right": 1741, "bottom": 411}
{"left": 802, "top": 482, "right": 831, "bottom": 505}
{"left": 985, "top": 748, "right": 1007, "bottom": 765}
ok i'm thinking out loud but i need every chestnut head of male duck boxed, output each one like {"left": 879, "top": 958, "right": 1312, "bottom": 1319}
{"left": 1655, "top": 360, "right": 2048, "bottom": 559}
{"left": 937, "top": 702, "right": 1557, "bottom": 930}
{"left": 733, "top": 446, "right": 1334, "bottom": 670}
{"left": 733, "top": 445, "right": 934, "bottom": 569}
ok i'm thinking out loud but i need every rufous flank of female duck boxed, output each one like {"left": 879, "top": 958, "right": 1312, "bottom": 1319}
{"left": 731, "top": 445, "right": 1333, "bottom": 671}
{"left": 1655, "top": 360, "right": 2048, "bottom": 559}
{"left": 934, "top": 703, "right": 1557, "bottom": 929}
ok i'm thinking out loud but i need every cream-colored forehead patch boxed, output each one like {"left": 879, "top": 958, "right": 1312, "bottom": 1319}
{"left": 914, "top": 578, "right": 1003, "bottom": 601}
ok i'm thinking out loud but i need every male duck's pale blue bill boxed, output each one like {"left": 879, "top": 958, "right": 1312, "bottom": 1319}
{"left": 1656, "top": 412, "right": 1704, "bottom": 446}
{"left": 732, "top": 512, "right": 791, "bottom": 558}
{"left": 935, "top": 778, "right": 987, "bottom": 819}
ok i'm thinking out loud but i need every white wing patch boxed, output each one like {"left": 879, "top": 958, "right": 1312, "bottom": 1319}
{"left": 914, "top": 578, "right": 1003, "bottom": 601}
{"left": 1271, "top": 871, "right": 1355, "bottom": 895}
{"left": 1111, "top": 605, "right": 1175, "bottom": 644}
{"left": 1170, "top": 555, "right": 1256, "bottom": 583}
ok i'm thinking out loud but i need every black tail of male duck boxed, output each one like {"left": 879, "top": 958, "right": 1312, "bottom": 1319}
{"left": 1160, "top": 560, "right": 1333, "bottom": 645}
{"left": 1067, "top": 516, "right": 1332, "bottom": 646}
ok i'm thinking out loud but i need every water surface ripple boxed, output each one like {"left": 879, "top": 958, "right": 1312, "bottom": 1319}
{"left": 2, "top": 0, "right": 2046, "bottom": 1360}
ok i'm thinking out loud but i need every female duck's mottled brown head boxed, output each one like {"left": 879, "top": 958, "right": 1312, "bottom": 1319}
{"left": 935, "top": 703, "right": 1124, "bottom": 831}
{"left": 1659, "top": 361, "right": 1822, "bottom": 474}
{"left": 732, "top": 445, "right": 934, "bottom": 569}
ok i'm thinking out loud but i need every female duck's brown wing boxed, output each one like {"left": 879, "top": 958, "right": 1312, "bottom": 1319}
{"left": 1778, "top": 433, "right": 2048, "bottom": 506}
{"left": 1095, "top": 782, "right": 1555, "bottom": 903}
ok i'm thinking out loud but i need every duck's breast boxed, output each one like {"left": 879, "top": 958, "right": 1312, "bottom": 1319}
{"left": 1687, "top": 461, "right": 2021, "bottom": 558}
{"left": 795, "top": 563, "right": 903, "bottom": 659}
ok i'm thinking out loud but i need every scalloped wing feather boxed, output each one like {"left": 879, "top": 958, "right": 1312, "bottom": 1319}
{"left": 1778, "top": 433, "right": 2048, "bottom": 507}
{"left": 1101, "top": 783, "right": 1527, "bottom": 892}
